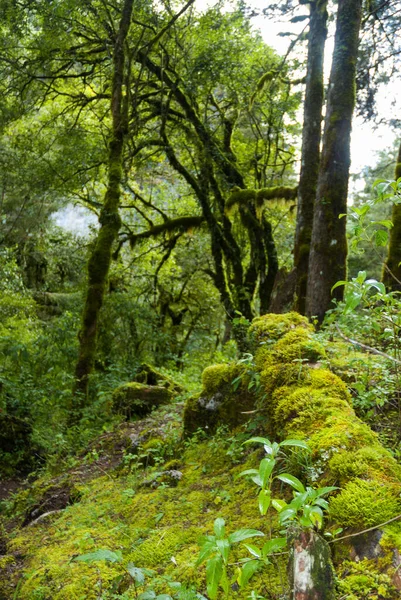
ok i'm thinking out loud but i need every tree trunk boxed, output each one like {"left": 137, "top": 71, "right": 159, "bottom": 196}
{"left": 294, "top": 0, "right": 328, "bottom": 315}
{"left": 382, "top": 142, "right": 401, "bottom": 291}
{"left": 306, "top": 0, "right": 363, "bottom": 323}
{"left": 287, "top": 528, "right": 336, "bottom": 600}
{"left": 73, "top": 0, "right": 134, "bottom": 406}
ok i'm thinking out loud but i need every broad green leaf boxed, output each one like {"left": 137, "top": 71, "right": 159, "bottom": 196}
{"left": 127, "top": 564, "right": 145, "bottom": 584}
{"left": 206, "top": 555, "right": 223, "bottom": 600}
{"left": 365, "top": 279, "right": 386, "bottom": 293}
{"left": 278, "top": 508, "right": 297, "bottom": 523}
{"left": 216, "top": 539, "right": 230, "bottom": 563}
{"left": 243, "top": 543, "right": 261, "bottom": 558}
{"left": 228, "top": 529, "right": 264, "bottom": 544}
{"left": 156, "top": 595, "right": 173, "bottom": 600}
{"left": 271, "top": 498, "right": 287, "bottom": 512}
{"left": 196, "top": 541, "right": 216, "bottom": 566}
{"left": 258, "top": 489, "right": 271, "bottom": 515}
{"left": 275, "top": 473, "right": 305, "bottom": 493}
{"left": 213, "top": 518, "right": 225, "bottom": 539}
{"left": 244, "top": 436, "right": 272, "bottom": 447}
{"left": 138, "top": 592, "right": 157, "bottom": 600}
{"left": 259, "top": 458, "right": 275, "bottom": 488}
{"left": 238, "top": 468, "right": 259, "bottom": 478}
{"left": 238, "top": 560, "right": 260, "bottom": 587}
{"left": 73, "top": 549, "right": 122, "bottom": 564}
{"left": 331, "top": 280, "right": 347, "bottom": 292}
{"left": 262, "top": 537, "right": 287, "bottom": 556}
{"left": 279, "top": 439, "right": 310, "bottom": 451}
{"left": 315, "top": 486, "right": 338, "bottom": 497}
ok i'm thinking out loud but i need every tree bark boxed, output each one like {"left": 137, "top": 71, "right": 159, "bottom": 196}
{"left": 73, "top": 0, "right": 134, "bottom": 405}
{"left": 287, "top": 528, "right": 336, "bottom": 600}
{"left": 382, "top": 142, "right": 401, "bottom": 291}
{"left": 294, "top": 0, "right": 328, "bottom": 315}
{"left": 306, "top": 0, "right": 363, "bottom": 323}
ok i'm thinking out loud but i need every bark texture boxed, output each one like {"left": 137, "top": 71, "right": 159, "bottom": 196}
{"left": 287, "top": 528, "right": 336, "bottom": 600}
{"left": 294, "top": 0, "right": 328, "bottom": 315}
{"left": 73, "top": 0, "right": 134, "bottom": 404}
{"left": 306, "top": 0, "right": 362, "bottom": 323}
{"left": 382, "top": 142, "right": 401, "bottom": 291}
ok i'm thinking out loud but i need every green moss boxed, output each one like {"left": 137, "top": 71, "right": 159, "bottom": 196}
{"left": 201, "top": 363, "right": 237, "bottom": 395}
{"left": 250, "top": 311, "right": 312, "bottom": 345}
{"left": 273, "top": 327, "right": 326, "bottom": 363}
{"left": 337, "top": 559, "right": 397, "bottom": 600}
{"left": 329, "top": 447, "right": 401, "bottom": 484}
{"left": 111, "top": 382, "right": 173, "bottom": 419}
{"left": 330, "top": 479, "right": 401, "bottom": 528}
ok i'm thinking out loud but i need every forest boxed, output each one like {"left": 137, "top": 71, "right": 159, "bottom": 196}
{"left": 1, "top": 0, "right": 401, "bottom": 598}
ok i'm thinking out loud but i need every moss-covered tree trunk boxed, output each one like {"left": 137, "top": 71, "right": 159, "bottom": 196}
{"left": 294, "top": 0, "right": 328, "bottom": 315}
{"left": 73, "top": 0, "right": 134, "bottom": 405}
{"left": 306, "top": 0, "right": 362, "bottom": 323}
{"left": 382, "top": 142, "right": 401, "bottom": 291}
{"left": 287, "top": 528, "right": 335, "bottom": 600}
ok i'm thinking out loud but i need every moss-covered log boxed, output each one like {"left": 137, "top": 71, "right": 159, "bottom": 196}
{"left": 73, "top": 0, "right": 134, "bottom": 406}
{"left": 382, "top": 142, "right": 401, "bottom": 291}
{"left": 306, "top": 0, "right": 363, "bottom": 323}
{"left": 294, "top": 0, "right": 328, "bottom": 315}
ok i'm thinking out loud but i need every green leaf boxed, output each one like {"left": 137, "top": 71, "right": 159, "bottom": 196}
{"left": 138, "top": 592, "right": 157, "bottom": 600}
{"left": 228, "top": 529, "right": 264, "bottom": 544}
{"left": 258, "top": 489, "right": 271, "bottom": 515}
{"left": 275, "top": 473, "right": 305, "bottom": 493}
{"left": 365, "top": 279, "right": 386, "bottom": 294}
{"left": 127, "top": 564, "right": 145, "bottom": 584}
{"left": 243, "top": 543, "right": 261, "bottom": 558}
{"left": 206, "top": 555, "right": 223, "bottom": 600}
{"left": 244, "top": 436, "right": 272, "bottom": 447}
{"left": 259, "top": 458, "right": 275, "bottom": 488}
{"left": 279, "top": 439, "right": 310, "bottom": 451}
{"left": 213, "top": 518, "right": 225, "bottom": 539}
{"left": 271, "top": 498, "right": 287, "bottom": 512}
{"left": 73, "top": 549, "right": 122, "bottom": 564}
{"left": 216, "top": 539, "right": 230, "bottom": 563}
{"left": 196, "top": 541, "right": 216, "bottom": 566}
{"left": 331, "top": 280, "right": 347, "bottom": 293}
{"left": 278, "top": 508, "right": 297, "bottom": 523}
{"left": 262, "top": 537, "right": 287, "bottom": 556}
{"left": 238, "top": 468, "right": 259, "bottom": 479}
{"left": 315, "top": 486, "right": 338, "bottom": 497}
{"left": 156, "top": 595, "right": 173, "bottom": 600}
{"left": 238, "top": 560, "right": 260, "bottom": 587}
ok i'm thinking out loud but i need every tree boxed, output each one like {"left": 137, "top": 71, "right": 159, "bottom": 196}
{"left": 293, "top": 0, "right": 328, "bottom": 314}
{"left": 306, "top": 0, "right": 363, "bottom": 323}
{"left": 382, "top": 142, "right": 401, "bottom": 290}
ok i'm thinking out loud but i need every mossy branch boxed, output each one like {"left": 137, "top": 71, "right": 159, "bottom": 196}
{"left": 226, "top": 186, "right": 298, "bottom": 211}
{"left": 122, "top": 215, "right": 205, "bottom": 249}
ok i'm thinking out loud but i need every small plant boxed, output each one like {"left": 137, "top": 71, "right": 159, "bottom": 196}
{"left": 196, "top": 517, "right": 264, "bottom": 599}
{"left": 240, "top": 436, "right": 337, "bottom": 530}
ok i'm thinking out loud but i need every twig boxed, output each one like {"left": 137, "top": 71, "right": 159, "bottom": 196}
{"left": 335, "top": 324, "right": 401, "bottom": 365}
{"left": 329, "top": 513, "right": 401, "bottom": 544}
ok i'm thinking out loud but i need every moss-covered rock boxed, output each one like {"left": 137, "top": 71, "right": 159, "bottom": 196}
{"left": 183, "top": 363, "right": 256, "bottom": 436}
{"left": 133, "top": 363, "right": 184, "bottom": 394}
{"left": 111, "top": 383, "right": 173, "bottom": 420}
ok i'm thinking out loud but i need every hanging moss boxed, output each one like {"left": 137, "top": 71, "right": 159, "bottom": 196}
{"left": 226, "top": 186, "right": 298, "bottom": 212}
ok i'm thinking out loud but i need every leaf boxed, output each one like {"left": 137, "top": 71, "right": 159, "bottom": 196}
{"left": 156, "top": 595, "right": 173, "bottom": 600}
{"left": 315, "top": 486, "right": 338, "bottom": 497}
{"left": 290, "top": 14, "right": 309, "bottom": 22}
{"left": 365, "top": 279, "right": 386, "bottom": 294}
{"left": 216, "top": 539, "right": 230, "bottom": 563}
{"left": 213, "top": 518, "right": 225, "bottom": 539}
{"left": 259, "top": 458, "right": 275, "bottom": 488}
{"left": 238, "top": 559, "right": 260, "bottom": 587}
{"left": 262, "top": 537, "right": 287, "bottom": 556}
{"left": 271, "top": 498, "right": 287, "bottom": 512}
{"left": 127, "top": 564, "right": 145, "bottom": 584}
{"left": 196, "top": 541, "right": 216, "bottom": 566}
{"left": 244, "top": 436, "right": 272, "bottom": 447}
{"left": 275, "top": 473, "right": 305, "bottom": 493}
{"left": 138, "top": 592, "right": 157, "bottom": 600}
{"left": 278, "top": 508, "right": 297, "bottom": 523}
{"left": 279, "top": 439, "right": 310, "bottom": 451}
{"left": 238, "top": 468, "right": 259, "bottom": 479}
{"left": 258, "top": 489, "right": 271, "bottom": 515}
{"left": 331, "top": 280, "right": 347, "bottom": 293}
{"left": 155, "top": 512, "right": 164, "bottom": 524}
{"left": 73, "top": 549, "right": 122, "bottom": 564}
{"left": 228, "top": 529, "right": 264, "bottom": 544}
{"left": 206, "top": 555, "right": 223, "bottom": 600}
{"left": 243, "top": 543, "right": 261, "bottom": 558}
